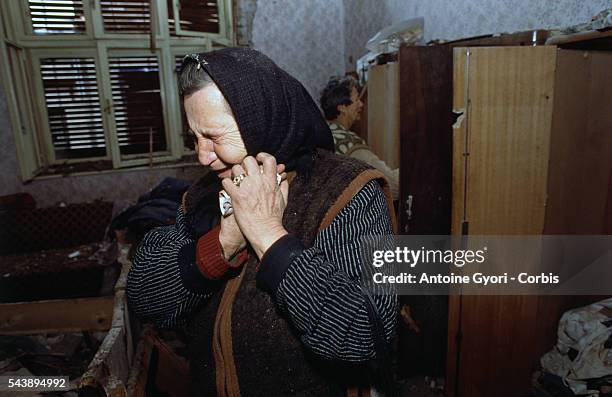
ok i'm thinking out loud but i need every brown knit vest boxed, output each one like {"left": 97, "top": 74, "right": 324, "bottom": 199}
{"left": 183, "top": 150, "right": 395, "bottom": 396}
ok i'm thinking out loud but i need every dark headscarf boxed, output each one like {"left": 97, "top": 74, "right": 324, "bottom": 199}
{"left": 187, "top": 48, "right": 334, "bottom": 171}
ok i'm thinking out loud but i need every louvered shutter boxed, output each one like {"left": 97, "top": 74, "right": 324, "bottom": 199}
{"left": 40, "top": 58, "right": 106, "bottom": 160}
{"left": 168, "top": 0, "right": 222, "bottom": 36}
{"left": 101, "top": 0, "right": 151, "bottom": 34}
{"left": 109, "top": 56, "right": 167, "bottom": 156}
{"left": 28, "top": 0, "right": 86, "bottom": 35}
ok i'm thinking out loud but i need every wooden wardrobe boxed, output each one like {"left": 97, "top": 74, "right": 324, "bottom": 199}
{"left": 399, "top": 39, "right": 612, "bottom": 397}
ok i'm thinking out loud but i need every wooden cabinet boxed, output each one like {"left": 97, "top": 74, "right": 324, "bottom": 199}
{"left": 399, "top": 44, "right": 612, "bottom": 397}
{"left": 368, "top": 62, "right": 401, "bottom": 170}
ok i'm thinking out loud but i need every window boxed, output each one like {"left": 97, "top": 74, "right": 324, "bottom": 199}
{"left": 41, "top": 57, "right": 105, "bottom": 159}
{"left": 0, "top": 0, "right": 234, "bottom": 180}
{"left": 169, "top": 0, "right": 227, "bottom": 38}
{"left": 29, "top": 0, "right": 87, "bottom": 35}
{"left": 101, "top": 0, "right": 152, "bottom": 34}
{"left": 109, "top": 55, "right": 167, "bottom": 155}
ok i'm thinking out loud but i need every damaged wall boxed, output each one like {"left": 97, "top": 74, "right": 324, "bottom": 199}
{"left": 343, "top": 0, "right": 612, "bottom": 70}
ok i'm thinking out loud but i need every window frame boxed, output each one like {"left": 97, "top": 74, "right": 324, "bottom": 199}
{"left": 16, "top": 0, "right": 95, "bottom": 41}
{"left": 104, "top": 46, "right": 177, "bottom": 167}
{"left": 94, "top": 0, "right": 159, "bottom": 41}
{"left": 0, "top": 36, "right": 44, "bottom": 180}
{"left": 30, "top": 48, "right": 110, "bottom": 165}
{"left": 0, "top": 0, "right": 233, "bottom": 179}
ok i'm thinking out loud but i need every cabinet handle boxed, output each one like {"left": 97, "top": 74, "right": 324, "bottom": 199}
{"left": 406, "top": 195, "right": 413, "bottom": 220}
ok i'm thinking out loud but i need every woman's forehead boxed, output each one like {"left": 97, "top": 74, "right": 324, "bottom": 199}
{"left": 185, "top": 85, "right": 235, "bottom": 122}
{"left": 187, "top": 84, "right": 228, "bottom": 108}
{"left": 185, "top": 97, "right": 238, "bottom": 137}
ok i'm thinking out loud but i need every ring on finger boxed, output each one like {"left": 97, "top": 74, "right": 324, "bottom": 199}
{"left": 232, "top": 173, "right": 246, "bottom": 187}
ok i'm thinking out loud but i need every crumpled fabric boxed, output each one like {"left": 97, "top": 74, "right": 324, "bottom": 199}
{"left": 541, "top": 297, "right": 612, "bottom": 395}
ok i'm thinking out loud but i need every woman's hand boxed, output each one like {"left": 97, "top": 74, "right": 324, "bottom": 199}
{"left": 222, "top": 153, "right": 289, "bottom": 260}
{"left": 219, "top": 213, "right": 246, "bottom": 262}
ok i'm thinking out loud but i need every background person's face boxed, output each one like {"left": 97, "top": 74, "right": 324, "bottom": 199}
{"left": 184, "top": 84, "right": 248, "bottom": 178}
{"left": 340, "top": 87, "right": 363, "bottom": 126}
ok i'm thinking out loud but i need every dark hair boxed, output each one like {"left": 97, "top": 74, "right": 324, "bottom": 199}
{"left": 178, "top": 55, "right": 214, "bottom": 97}
{"left": 319, "top": 76, "right": 358, "bottom": 120}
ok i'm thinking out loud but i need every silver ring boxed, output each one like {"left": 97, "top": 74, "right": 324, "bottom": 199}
{"left": 232, "top": 173, "right": 245, "bottom": 187}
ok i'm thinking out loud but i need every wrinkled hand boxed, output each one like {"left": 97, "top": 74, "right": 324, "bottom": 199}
{"left": 219, "top": 213, "right": 246, "bottom": 262}
{"left": 222, "top": 153, "right": 289, "bottom": 260}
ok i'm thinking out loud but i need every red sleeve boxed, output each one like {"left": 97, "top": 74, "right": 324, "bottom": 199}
{"left": 196, "top": 225, "right": 248, "bottom": 279}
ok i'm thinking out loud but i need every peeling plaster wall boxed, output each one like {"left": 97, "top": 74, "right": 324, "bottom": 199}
{"left": 344, "top": 0, "right": 612, "bottom": 70}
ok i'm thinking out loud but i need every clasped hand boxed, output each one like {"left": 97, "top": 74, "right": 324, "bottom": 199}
{"left": 220, "top": 153, "right": 289, "bottom": 261}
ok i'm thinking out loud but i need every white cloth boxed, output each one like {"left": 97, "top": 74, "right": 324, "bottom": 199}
{"left": 541, "top": 297, "right": 612, "bottom": 395}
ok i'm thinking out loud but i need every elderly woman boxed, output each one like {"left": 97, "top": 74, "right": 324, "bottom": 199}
{"left": 127, "top": 48, "right": 397, "bottom": 396}
{"left": 320, "top": 76, "right": 400, "bottom": 200}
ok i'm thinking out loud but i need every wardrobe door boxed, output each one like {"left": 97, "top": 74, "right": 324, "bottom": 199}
{"left": 544, "top": 49, "right": 612, "bottom": 235}
{"left": 397, "top": 45, "right": 453, "bottom": 379}
{"left": 399, "top": 45, "right": 453, "bottom": 235}
{"left": 448, "top": 46, "right": 557, "bottom": 397}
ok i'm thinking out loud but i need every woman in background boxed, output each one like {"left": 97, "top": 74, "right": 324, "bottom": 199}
{"left": 320, "top": 76, "right": 400, "bottom": 200}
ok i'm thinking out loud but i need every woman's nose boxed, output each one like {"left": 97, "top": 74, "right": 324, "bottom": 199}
{"left": 196, "top": 140, "right": 217, "bottom": 166}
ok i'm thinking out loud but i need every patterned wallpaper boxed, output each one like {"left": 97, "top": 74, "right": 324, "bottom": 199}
{"left": 1, "top": 0, "right": 610, "bottom": 209}
{"left": 251, "top": 0, "right": 345, "bottom": 100}
{"left": 344, "top": 0, "right": 612, "bottom": 70}
{"left": 344, "top": 0, "right": 390, "bottom": 69}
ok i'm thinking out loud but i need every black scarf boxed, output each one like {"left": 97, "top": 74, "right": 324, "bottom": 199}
{"left": 191, "top": 47, "right": 334, "bottom": 172}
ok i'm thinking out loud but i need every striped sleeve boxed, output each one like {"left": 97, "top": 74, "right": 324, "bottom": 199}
{"left": 267, "top": 180, "right": 398, "bottom": 362}
{"left": 126, "top": 208, "right": 217, "bottom": 328}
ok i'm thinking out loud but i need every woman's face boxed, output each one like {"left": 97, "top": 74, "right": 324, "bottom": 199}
{"left": 184, "top": 84, "right": 248, "bottom": 179}
{"left": 340, "top": 87, "right": 363, "bottom": 126}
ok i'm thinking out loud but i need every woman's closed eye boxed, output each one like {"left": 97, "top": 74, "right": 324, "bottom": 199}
{"left": 216, "top": 130, "right": 243, "bottom": 145}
